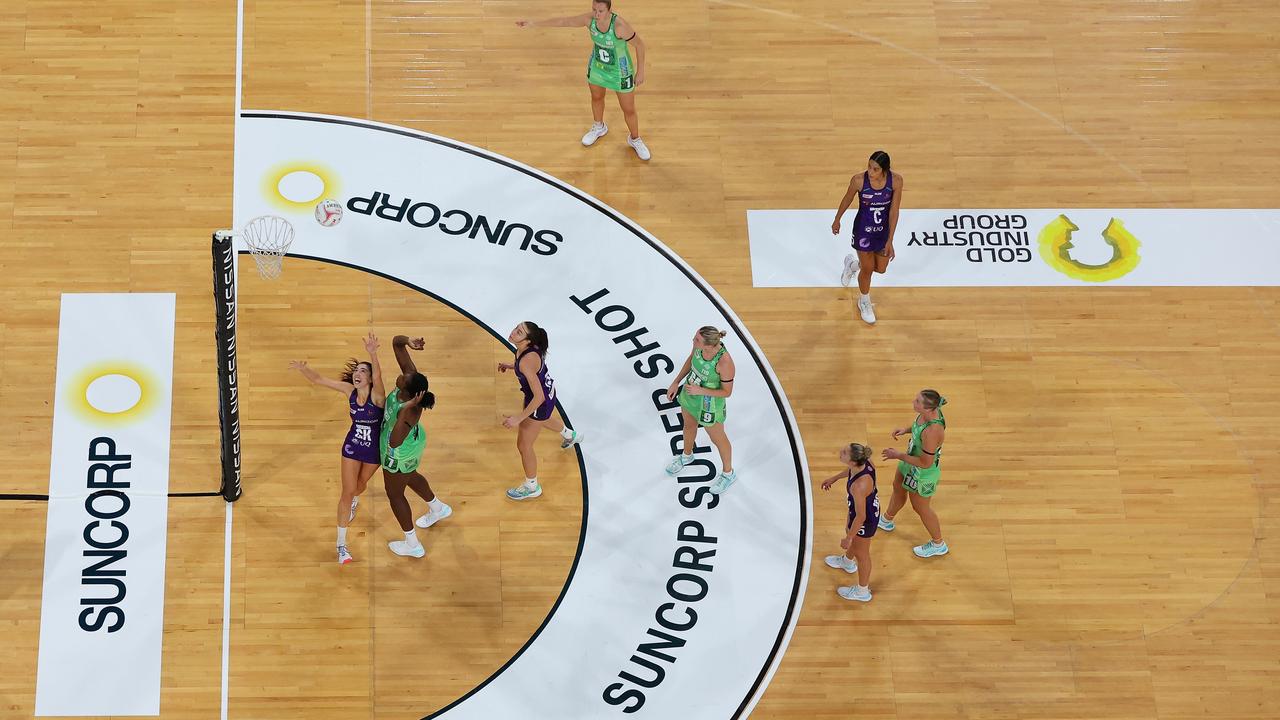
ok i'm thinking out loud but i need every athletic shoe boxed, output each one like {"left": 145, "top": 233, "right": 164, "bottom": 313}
{"left": 665, "top": 454, "right": 693, "bottom": 476}
{"left": 840, "top": 253, "right": 858, "bottom": 287}
{"left": 628, "top": 136, "right": 651, "bottom": 161}
{"left": 857, "top": 295, "right": 877, "bottom": 325}
{"left": 709, "top": 470, "right": 738, "bottom": 495}
{"left": 348, "top": 497, "right": 359, "bottom": 523}
{"left": 337, "top": 545, "right": 353, "bottom": 565}
{"left": 837, "top": 585, "right": 873, "bottom": 602}
{"left": 878, "top": 516, "right": 896, "bottom": 532}
{"left": 913, "top": 540, "right": 949, "bottom": 558}
{"left": 388, "top": 540, "right": 425, "bottom": 558}
{"left": 561, "top": 430, "right": 585, "bottom": 450}
{"left": 582, "top": 122, "right": 608, "bottom": 146}
{"left": 415, "top": 503, "right": 453, "bottom": 529}
{"left": 506, "top": 483, "right": 543, "bottom": 501}
{"left": 824, "top": 554, "right": 858, "bottom": 574}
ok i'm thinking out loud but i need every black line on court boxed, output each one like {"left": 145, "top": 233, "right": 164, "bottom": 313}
{"left": 241, "top": 111, "right": 809, "bottom": 720}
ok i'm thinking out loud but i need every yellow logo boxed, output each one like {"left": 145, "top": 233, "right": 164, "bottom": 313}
{"left": 67, "top": 362, "right": 159, "bottom": 426}
{"left": 1038, "top": 214, "right": 1141, "bottom": 282}
{"left": 261, "top": 162, "right": 341, "bottom": 212}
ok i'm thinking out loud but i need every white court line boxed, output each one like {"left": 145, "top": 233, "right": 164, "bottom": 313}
{"left": 366, "top": 0, "right": 374, "bottom": 118}
{"left": 220, "top": 500, "right": 234, "bottom": 720}
{"left": 223, "top": 0, "right": 246, "bottom": 711}
{"left": 233, "top": 0, "right": 244, "bottom": 119}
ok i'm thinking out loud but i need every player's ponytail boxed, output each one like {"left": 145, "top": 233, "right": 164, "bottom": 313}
{"left": 920, "top": 389, "right": 945, "bottom": 410}
{"left": 405, "top": 372, "right": 436, "bottom": 410}
{"left": 697, "top": 326, "right": 727, "bottom": 346}
{"left": 524, "top": 321, "right": 550, "bottom": 355}
{"left": 848, "top": 443, "right": 873, "bottom": 465}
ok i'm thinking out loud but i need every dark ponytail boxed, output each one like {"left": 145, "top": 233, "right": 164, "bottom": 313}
{"left": 524, "top": 321, "right": 550, "bottom": 355}
{"left": 869, "top": 149, "right": 891, "bottom": 174}
{"left": 404, "top": 372, "right": 436, "bottom": 410}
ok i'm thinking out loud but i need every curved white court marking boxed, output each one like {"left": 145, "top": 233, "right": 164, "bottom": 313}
{"left": 233, "top": 111, "right": 812, "bottom": 719}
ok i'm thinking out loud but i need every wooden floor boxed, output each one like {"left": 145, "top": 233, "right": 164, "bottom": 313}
{"left": 2, "top": 0, "right": 1279, "bottom": 717}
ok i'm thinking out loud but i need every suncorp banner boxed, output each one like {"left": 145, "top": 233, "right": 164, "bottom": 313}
{"left": 36, "top": 293, "right": 176, "bottom": 716}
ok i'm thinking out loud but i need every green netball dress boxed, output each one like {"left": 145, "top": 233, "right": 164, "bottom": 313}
{"left": 899, "top": 412, "right": 945, "bottom": 497}
{"left": 678, "top": 346, "right": 728, "bottom": 427}
{"left": 587, "top": 13, "right": 635, "bottom": 92}
{"left": 380, "top": 388, "right": 426, "bottom": 474}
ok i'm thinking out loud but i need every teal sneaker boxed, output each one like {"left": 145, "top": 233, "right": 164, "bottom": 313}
{"left": 913, "top": 540, "right": 949, "bottom": 558}
{"left": 877, "top": 516, "right": 895, "bottom": 532}
{"left": 506, "top": 483, "right": 543, "bottom": 501}
{"left": 665, "top": 454, "right": 693, "bottom": 476}
{"left": 709, "top": 470, "right": 738, "bottom": 495}
{"left": 560, "top": 430, "right": 584, "bottom": 450}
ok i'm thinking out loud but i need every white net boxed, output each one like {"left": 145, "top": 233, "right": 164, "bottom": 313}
{"left": 241, "top": 215, "right": 295, "bottom": 279}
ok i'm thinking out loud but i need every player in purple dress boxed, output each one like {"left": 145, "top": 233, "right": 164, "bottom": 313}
{"left": 500, "top": 321, "right": 583, "bottom": 501}
{"left": 820, "top": 442, "right": 879, "bottom": 602}
{"left": 831, "top": 150, "right": 904, "bottom": 325}
{"left": 289, "top": 333, "right": 386, "bottom": 565}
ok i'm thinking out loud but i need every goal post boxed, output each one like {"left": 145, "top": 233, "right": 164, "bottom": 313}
{"left": 211, "top": 231, "right": 243, "bottom": 502}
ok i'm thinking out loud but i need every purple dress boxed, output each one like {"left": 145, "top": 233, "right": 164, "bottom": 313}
{"left": 845, "top": 462, "right": 880, "bottom": 538}
{"left": 851, "top": 172, "right": 894, "bottom": 253}
{"left": 342, "top": 389, "right": 384, "bottom": 464}
{"left": 516, "top": 348, "right": 557, "bottom": 422}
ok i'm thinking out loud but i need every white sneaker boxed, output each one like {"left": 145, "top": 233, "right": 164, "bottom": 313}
{"left": 388, "top": 539, "right": 425, "bottom": 558}
{"left": 858, "top": 296, "right": 877, "bottom": 325}
{"left": 878, "top": 516, "right": 896, "bottom": 532}
{"left": 840, "top": 253, "right": 858, "bottom": 287}
{"left": 337, "top": 545, "right": 353, "bottom": 565}
{"left": 824, "top": 554, "right": 858, "bottom": 574}
{"left": 837, "top": 585, "right": 872, "bottom": 602}
{"left": 506, "top": 483, "right": 543, "bottom": 501}
{"left": 582, "top": 122, "right": 608, "bottom": 146}
{"left": 628, "top": 136, "right": 651, "bottom": 161}
{"left": 348, "top": 497, "right": 359, "bottom": 523}
{"left": 560, "top": 430, "right": 584, "bottom": 450}
{"left": 415, "top": 503, "right": 453, "bottom": 529}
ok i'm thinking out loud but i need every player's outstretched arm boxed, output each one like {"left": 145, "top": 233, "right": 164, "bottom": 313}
{"left": 515, "top": 13, "right": 591, "bottom": 29}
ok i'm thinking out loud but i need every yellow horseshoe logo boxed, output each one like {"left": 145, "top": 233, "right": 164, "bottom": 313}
{"left": 1038, "top": 214, "right": 1141, "bottom": 282}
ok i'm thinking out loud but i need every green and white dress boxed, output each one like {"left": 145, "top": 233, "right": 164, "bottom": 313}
{"left": 678, "top": 346, "right": 728, "bottom": 427}
{"left": 380, "top": 388, "right": 427, "bottom": 474}
{"left": 586, "top": 13, "right": 635, "bottom": 92}
{"left": 899, "top": 412, "right": 945, "bottom": 497}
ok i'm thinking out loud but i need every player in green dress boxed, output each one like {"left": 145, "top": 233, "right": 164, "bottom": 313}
{"left": 382, "top": 335, "right": 452, "bottom": 559}
{"left": 879, "top": 389, "right": 949, "bottom": 558}
{"left": 664, "top": 326, "right": 738, "bottom": 494}
{"left": 516, "top": 0, "right": 651, "bottom": 160}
